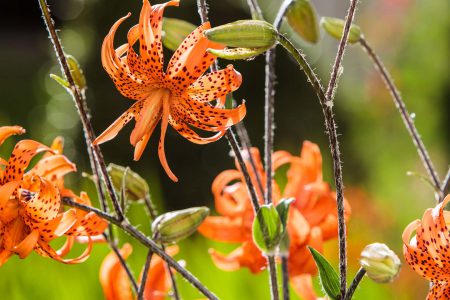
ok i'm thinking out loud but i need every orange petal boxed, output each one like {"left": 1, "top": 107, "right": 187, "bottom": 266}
{"left": 198, "top": 216, "right": 248, "bottom": 243}
{"left": 129, "top": 90, "right": 164, "bottom": 146}
{"left": 21, "top": 176, "right": 61, "bottom": 222}
{"left": 13, "top": 229, "right": 39, "bottom": 259}
{"left": 187, "top": 65, "right": 242, "bottom": 103}
{"left": 291, "top": 274, "right": 323, "bottom": 300}
{"left": 94, "top": 100, "right": 144, "bottom": 145}
{"left": 167, "top": 22, "right": 225, "bottom": 88}
{"left": 66, "top": 211, "right": 109, "bottom": 237}
{"left": 3, "top": 139, "right": 52, "bottom": 182}
{"left": 0, "top": 180, "right": 20, "bottom": 223}
{"left": 427, "top": 281, "right": 450, "bottom": 300}
{"left": 168, "top": 113, "right": 226, "bottom": 145}
{"left": 36, "top": 238, "right": 92, "bottom": 264}
{"left": 0, "top": 125, "right": 25, "bottom": 146}
{"left": 157, "top": 99, "right": 178, "bottom": 182}
{"left": 100, "top": 243, "right": 133, "bottom": 300}
{"left": 31, "top": 154, "right": 76, "bottom": 182}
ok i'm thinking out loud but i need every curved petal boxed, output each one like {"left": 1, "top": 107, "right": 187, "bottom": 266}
{"left": 0, "top": 181, "right": 20, "bottom": 223}
{"left": 31, "top": 154, "right": 76, "bottom": 181}
{"left": 427, "top": 281, "right": 450, "bottom": 300}
{"left": 100, "top": 243, "right": 133, "bottom": 300}
{"left": 12, "top": 229, "right": 39, "bottom": 259}
{"left": 23, "top": 209, "right": 77, "bottom": 242}
{"left": 291, "top": 274, "right": 323, "bottom": 300}
{"left": 21, "top": 176, "right": 61, "bottom": 222}
{"left": 36, "top": 238, "right": 92, "bottom": 264}
{"left": 168, "top": 113, "right": 226, "bottom": 144}
{"left": 4, "top": 140, "right": 52, "bottom": 182}
{"left": 0, "top": 126, "right": 25, "bottom": 147}
{"left": 187, "top": 65, "right": 242, "bottom": 102}
{"left": 167, "top": 22, "right": 225, "bottom": 89}
{"left": 198, "top": 216, "right": 248, "bottom": 243}
{"left": 157, "top": 98, "right": 177, "bottom": 182}
{"left": 94, "top": 100, "right": 144, "bottom": 145}
{"left": 209, "top": 241, "right": 266, "bottom": 274}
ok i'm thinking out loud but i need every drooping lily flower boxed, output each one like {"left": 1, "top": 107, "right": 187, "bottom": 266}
{"left": 0, "top": 127, "right": 107, "bottom": 266}
{"left": 198, "top": 141, "right": 351, "bottom": 299}
{"left": 100, "top": 243, "right": 179, "bottom": 300}
{"left": 403, "top": 194, "right": 450, "bottom": 299}
{"left": 94, "top": 0, "right": 246, "bottom": 182}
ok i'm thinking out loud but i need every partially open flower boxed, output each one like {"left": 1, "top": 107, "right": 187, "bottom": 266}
{"left": 360, "top": 243, "right": 401, "bottom": 283}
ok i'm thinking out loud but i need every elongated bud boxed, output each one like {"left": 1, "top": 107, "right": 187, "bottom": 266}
{"left": 252, "top": 204, "right": 283, "bottom": 255}
{"left": 207, "top": 46, "right": 271, "bottom": 60}
{"left": 204, "top": 20, "right": 278, "bottom": 48}
{"left": 66, "top": 55, "right": 87, "bottom": 90}
{"left": 162, "top": 18, "right": 196, "bottom": 51}
{"left": 320, "top": 17, "right": 362, "bottom": 44}
{"left": 286, "top": 0, "right": 320, "bottom": 43}
{"left": 152, "top": 207, "right": 210, "bottom": 244}
{"left": 107, "top": 163, "right": 149, "bottom": 202}
{"left": 360, "top": 243, "right": 401, "bottom": 283}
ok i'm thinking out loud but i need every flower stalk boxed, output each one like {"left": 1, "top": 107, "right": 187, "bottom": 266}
{"left": 358, "top": 37, "right": 443, "bottom": 201}
{"left": 343, "top": 268, "right": 366, "bottom": 300}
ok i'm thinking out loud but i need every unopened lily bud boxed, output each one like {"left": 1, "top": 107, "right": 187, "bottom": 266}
{"left": 204, "top": 20, "right": 278, "bottom": 48}
{"left": 360, "top": 243, "right": 401, "bottom": 283}
{"left": 107, "top": 163, "right": 149, "bottom": 202}
{"left": 162, "top": 18, "right": 196, "bottom": 51}
{"left": 152, "top": 207, "right": 210, "bottom": 244}
{"left": 320, "top": 17, "right": 362, "bottom": 44}
{"left": 66, "top": 55, "right": 87, "bottom": 90}
{"left": 286, "top": 0, "right": 320, "bottom": 43}
{"left": 207, "top": 46, "right": 271, "bottom": 60}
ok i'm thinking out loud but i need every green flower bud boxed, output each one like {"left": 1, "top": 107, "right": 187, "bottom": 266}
{"left": 204, "top": 20, "right": 278, "bottom": 48}
{"left": 66, "top": 55, "right": 87, "bottom": 90}
{"left": 152, "top": 207, "right": 210, "bottom": 244}
{"left": 286, "top": 0, "right": 320, "bottom": 43}
{"left": 207, "top": 46, "right": 271, "bottom": 60}
{"left": 320, "top": 17, "right": 362, "bottom": 44}
{"left": 360, "top": 243, "right": 401, "bottom": 283}
{"left": 107, "top": 163, "right": 149, "bottom": 202}
{"left": 252, "top": 204, "right": 283, "bottom": 255}
{"left": 162, "top": 18, "right": 197, "bottom": 51}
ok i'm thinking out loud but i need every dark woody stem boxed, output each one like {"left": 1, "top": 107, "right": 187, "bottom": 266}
{"left": 322, "top": 0, "right": 360, "bottom": 297}
{"left": 37, "top": 0, "right": 124, "bottom": 222}
{"left": 441, "top": 168, "right": 450, "bottom": 201}
{"left": 343, "top": 268, "right": 366, "bottom": 300}
{"left": 358, "top": 37, "right": 443, "bottom": 201}
{"left": 281, "top": 256, "right": 290, "bottom": 300}
{"left": 137, "top": 248, "right": 154, "bottom": 300}
{"left": 62, "top": 197, "right": 218, "bottom": 300}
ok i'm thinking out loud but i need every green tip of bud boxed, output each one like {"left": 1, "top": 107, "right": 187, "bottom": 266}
{"left": 286, "top": 0, "right": 320, "bottom": 44}
{"left": 204, "top": 20, "right": 278, "bottom": 49}
{"left": 360, "top": 243, "right": 401, "bottom": 283}
{"left": 152, "top": 207, "right": 210, "bottom": 244}
{"left": 107, "top": 163, "right": 149, "bottom": 202}
{"left": 66, "top": 54, "right": 86, "bottom": 90}
{"left": 320, "top": 17, "right": 362, "bottom": 44}
{"left": 207, "top": 46, "right": 270, "bottom": 60}
{"left": 162, "top": 18, "right": 197, "bottom": 51}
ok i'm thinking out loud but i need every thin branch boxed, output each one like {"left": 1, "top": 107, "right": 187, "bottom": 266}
{"left": 343, "top": 268, "right": 366, "bottom": 300}
{"left": 37, "top": 0, "right": 124, "bottom": 221}
{"left": 267, "top": 256, "right": 280, "bottom": 300}
{"left": 137, "top": 248, "right": 154, "bottom": 300}
{"left": 245, "top": 0, "right": 264, "bottom": 20}
{"left": 358, "top": 37, "right": 443, "bottom": 201}
{"left": 162, "top": 243, "right": 181, "bottom": 300}
{"left": 440, "top": 167, "right": 450, "bottom": 201}
{"left": 322, "top": 0, "right": 360, "bottom": 296}
{"left": 107, "top": 233, "right": 139, "bottom": 294}
{"left": 62, "top": 197, "right": 218, "bottom": 300}
{"left": 281, "top": 256, "right": 290, "bottom": 300}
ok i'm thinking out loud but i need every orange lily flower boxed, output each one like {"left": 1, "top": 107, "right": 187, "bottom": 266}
{"left": 94, "top": 0, "right": 246, "bottom": 182}
{"left": 0, "top": 126, "right": 107, "bottom": 265}
{"left": 100, "top": 243, "right": 179, "bottom": 300}
{"left": 403, "top": 194, "right": 450, "bottom": 299}
{"left": 198, "top": 141, "right": 351, "bottom": 299}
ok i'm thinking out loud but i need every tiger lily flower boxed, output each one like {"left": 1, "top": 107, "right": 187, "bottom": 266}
{"left": 94, "top": 0, "right": 246, "bottom": 182}
{"left": 100, "top": 243, "right": 179, "bottom": 300}
{"left": 403, "top": 194, "right": 450, "bottom": 299}
{"left": 0, "top": 126, "right": 107, "bottom": 265}
{"left": 198, "top": 141, "right": 351, "bottom": 299}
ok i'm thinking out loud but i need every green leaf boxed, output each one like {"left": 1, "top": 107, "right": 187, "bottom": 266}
{"left": 162, "top": 18, "right": 197, "bottom": 51}
{"left": 308, "top": 246, "right": 340, "bottom": 300}
{"left": 50, "top": 74, "right": 70, "bottom": 89}
{"left": 275, "top": 197, "right": 295, "bottom": 233}
{"left": 252, "top": 204, "right": 282, "bottom": 255}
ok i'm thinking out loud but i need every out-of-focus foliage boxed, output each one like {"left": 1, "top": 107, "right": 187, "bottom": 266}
{"left": 0, "top": 0, "right": 448, "bottom": 299}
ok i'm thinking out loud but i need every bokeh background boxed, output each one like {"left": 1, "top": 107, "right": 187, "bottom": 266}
{"left": 0, "top": 0, "right": 449, "bottom": 299}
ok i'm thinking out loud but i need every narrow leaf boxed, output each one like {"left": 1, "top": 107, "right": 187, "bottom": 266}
{"left": 308, "top": 246, "right": 340, "bottom": 300}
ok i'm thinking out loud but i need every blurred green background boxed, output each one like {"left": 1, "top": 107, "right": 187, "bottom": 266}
{"left": 0, "top": 0, "right": 448, "bottom": 299}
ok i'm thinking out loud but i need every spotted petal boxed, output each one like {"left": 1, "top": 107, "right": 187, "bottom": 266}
{"left": 0, "top": 126, "right": 25, "bottom": 147}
